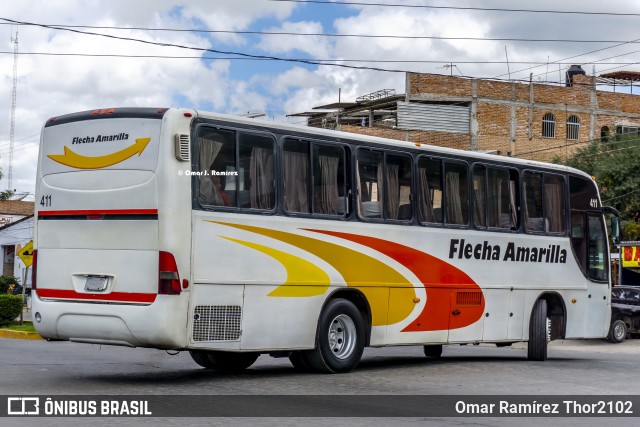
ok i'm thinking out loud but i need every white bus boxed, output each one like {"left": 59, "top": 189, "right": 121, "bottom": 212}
{"left": 33, "top": 107, "right": 618, "bottom": 373}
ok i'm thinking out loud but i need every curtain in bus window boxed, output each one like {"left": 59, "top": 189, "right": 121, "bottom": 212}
{"left": 250, "top": 147, "right": 274, "bottom": 209}
{"left": 473, "top": 166, "right": 486, "bottom": 227}
{"left": 509, "top": 180, "right": 518, "bottom": 228}
{"left": 385, "top": 162, "right": 400, "bottom": 219}
{"left": 544, "top": 176, "right": 565, "bottom": 233}
{"left": 316, "top": 155, "right": 339, "bottom": 215}
{"left": 418, "top": 168, "right": 434, "bottom": 222}
{"left": 283, "top": 149, "right": 309, "bottom": 213}
{"left": 446, "top": 171, "right": 464, "bottom": 224}
{"left": 375, "top": 162, "right": 384, "bottom": 218}
{"left": 198, "top": 137, "right": 223, "bottom": 205}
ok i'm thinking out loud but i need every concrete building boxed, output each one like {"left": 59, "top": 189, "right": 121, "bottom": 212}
{"left": 293, "top": 68, "right": 640, "bottom": 162}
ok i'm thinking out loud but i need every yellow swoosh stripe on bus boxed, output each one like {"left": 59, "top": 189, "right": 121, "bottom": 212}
{"left": 212, "top": 221, "right": 416, "bottom": 326}
{"left": 220, "top": 237, "right": 330, "bottom": 297}
{"left": 47, "top": 137, "right": 151, "bottom": 169}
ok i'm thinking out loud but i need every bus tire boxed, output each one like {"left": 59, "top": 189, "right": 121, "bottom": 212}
{"left": 423, "top": 345, "right": 443, "bottom": 358}
{"left": 189, "top": 350, "right": 259, "bottom": 371}
{"left": 306, "top": 298, "right": 365, "bottom": 374}
{"left": 527, "top": 299, "right": 548, "bottom": 361}
{"left": 607, "top": 320, "right": 627, "bottom": 343}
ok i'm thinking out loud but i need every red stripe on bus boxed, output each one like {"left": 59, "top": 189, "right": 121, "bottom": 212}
{"left": 38, "top": 209, "right": 158, "bottom": 217}
{"left": 306, "top": 229, "right": 485, "bottom": 332}
{"left": 36, "top": 289, "right": 157, "bottom": 303}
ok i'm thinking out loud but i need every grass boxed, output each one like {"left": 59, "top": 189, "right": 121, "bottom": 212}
{"left": 1, "top": 322, "right": 36, "bottom": 333}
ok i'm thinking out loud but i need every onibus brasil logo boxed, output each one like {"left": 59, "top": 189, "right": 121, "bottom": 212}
{"left": 47, "top": 138, "right": 151, "bottom": 169}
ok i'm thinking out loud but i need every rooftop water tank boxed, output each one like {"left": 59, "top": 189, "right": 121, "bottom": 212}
{"left": 566, "top": 65, "right": 586, "bottom": 87}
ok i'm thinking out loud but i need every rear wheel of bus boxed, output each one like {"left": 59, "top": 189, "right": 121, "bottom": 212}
{"left": 304, "top": 298, "right": 365, "bottom": 374}
{"left": 189, "top": 350, "right": 259, "bottom": 371}
{"left": 527, "top": 299, "right": 548, "bottom": 361}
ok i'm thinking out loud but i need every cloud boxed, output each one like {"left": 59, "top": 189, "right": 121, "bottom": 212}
{"left": 257, "top": 21, "right": 332, "bottom": 59}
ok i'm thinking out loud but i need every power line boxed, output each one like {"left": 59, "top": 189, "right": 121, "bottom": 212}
{"left": 4, "top": 50, "right": 640, "bottom": 67}
{"left": 0, "top": 17, "right": 411, "bottom": 74}
{"left": 270, "top": 0, "right": 640, "bottom": 17}
{"left": 5, "top": 17, "right": 640, "bottom": 81}
{"left": 494, "top": 35, "right": 640, "bottom": 79}
{"left": 4, "top": 21, "right": 640, "bottom": 44}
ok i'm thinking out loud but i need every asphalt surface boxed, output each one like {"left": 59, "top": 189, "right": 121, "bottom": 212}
{"left": 1, "top": 337, "right": 639, "bottom": 426}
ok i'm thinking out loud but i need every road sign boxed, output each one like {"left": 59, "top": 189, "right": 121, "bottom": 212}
{"left": 17, "top": 240, "right": 33, "bottom": 268}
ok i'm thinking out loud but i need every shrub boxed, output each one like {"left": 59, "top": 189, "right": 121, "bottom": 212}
{"left": 0, "top": 275, "right": 20, "bottom": 294}
{"left": 0, "top": 294, "right": 23, "bottom": 326}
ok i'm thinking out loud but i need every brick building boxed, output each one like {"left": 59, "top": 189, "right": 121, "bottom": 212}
{"left": 293, "top": 68, "right": 640, "bottom": 162}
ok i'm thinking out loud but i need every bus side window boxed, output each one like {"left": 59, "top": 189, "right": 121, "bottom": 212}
{"left": 239, "top": 133, "right": 276, "bottom": 210}
{"left": 488, "top": 168, "right": 514, "bottom": 230}
{"left": 588, "top": 214, "right": 608, "bottom": 281}
{"left": 356, "top": 149, "right": 383, "bottom": 219}
{"left": 417, "top": 157, "right": 443, "bottom": 224}
{"left": 386, "top": 154, "right": 413, "bottom": 221}
{"left": 313, "top": 144, "right": 347, "bottom": 216}
{"left": 196, "top": 128, "right": 236, "bottom": 207}
{"left": 473, "top": 164, "right": 486, "bottom": 228}
{"left": 283, "top": 139, "right": 310, "bottom": 214}
{"left": 523, "top": 171, "right": 544, "bottom": 232}
{"left": 444, "top": 162, "right": 469, "bottom": 226}
{"left": 544, "top": 175, "right": 566, "bottom": 234}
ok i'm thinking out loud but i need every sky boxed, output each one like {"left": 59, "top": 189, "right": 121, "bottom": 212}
{"left": 1, "top": 0, "right": 640, "bottom": 199}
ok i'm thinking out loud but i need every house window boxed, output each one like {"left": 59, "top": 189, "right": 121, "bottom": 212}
{"left": 601, "top": 126, "right": 610, "bottom": 142}
{"left": 616, "top": 126, "right": 639, "bottom": 135}
{"left": 542, "top": 113, "right": 556, "bottom": 138}
{"left": 567, "top": 115, "right": 580, "bottom": 140}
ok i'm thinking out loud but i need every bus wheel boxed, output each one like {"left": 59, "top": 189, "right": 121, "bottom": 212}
{"left": 423, "top": 345, "right": 443, "bottom": 358}
{"left": 306, "top": 298, "right": 365, "bottom": 374}
{"left": 607, "top": 320, "right": 627, "bottom": 343}
{"left": 527, "top": 299, "right": 548, "bottom": 361}
{"left": 189, "top": 351, "right": 259, "bottom": 371}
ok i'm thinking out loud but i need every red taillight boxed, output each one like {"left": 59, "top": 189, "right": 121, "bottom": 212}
{"left": 158, "top": 251, "right": 181, "bottom": 295}
{"left": 32, "top": 249, "right": 37, "bottom": 290}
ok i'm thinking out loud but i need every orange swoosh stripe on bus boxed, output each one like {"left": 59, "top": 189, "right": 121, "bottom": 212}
{"left": 305, "top": 229, "right": 485, "bottom": 332}
{"left": 36, "top": 289, "right": 156, "bottom": 304}
{"left": 47, "top": 137, "right": 151, "bottom": 169}
{"left": 212, "top": 221, "right": 415, "bottom": 326}
{"left": 220, "top": 237, "right": 330, "bottom": 297}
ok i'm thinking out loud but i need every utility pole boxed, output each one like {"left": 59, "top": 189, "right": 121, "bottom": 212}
{"left": 8, "top": 30, "right": 18, "bottom": 192}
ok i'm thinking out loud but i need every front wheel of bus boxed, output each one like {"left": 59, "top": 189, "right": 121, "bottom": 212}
{"left": 189, "top": 350, "right": 259, "bottom": 371}
{"left": 527, "top": 299, "right": 548, "bottom": 361}
{"left": 307, "top": 298, "right": 365, "bottom": 374}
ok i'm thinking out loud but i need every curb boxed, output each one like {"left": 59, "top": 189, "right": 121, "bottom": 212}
{"left": 0, "top": 329, "right": 44, "bottom": 340}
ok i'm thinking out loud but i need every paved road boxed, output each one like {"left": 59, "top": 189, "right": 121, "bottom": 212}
{"left": 1, "top": 338, "right": 639, "bottom": 426}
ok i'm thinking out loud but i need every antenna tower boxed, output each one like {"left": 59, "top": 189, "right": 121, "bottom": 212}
{"left": 8, "top": 30, "right": 18, "bottom": 192}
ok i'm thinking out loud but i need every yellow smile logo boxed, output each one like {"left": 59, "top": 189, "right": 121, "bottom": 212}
{"left": 47, "top": 138, "right": 151, "bottom": 169}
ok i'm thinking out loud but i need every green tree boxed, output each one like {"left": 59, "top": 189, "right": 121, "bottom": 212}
{"left": 558, "top": 135, "right": 640, "bottom": 222}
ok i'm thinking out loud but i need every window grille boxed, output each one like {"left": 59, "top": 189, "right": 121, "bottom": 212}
{"left": 542, "top": 113, "right": 556, "bottom": 138}
{"left": 567, "top": 116, "right": 580, "bottom": 140}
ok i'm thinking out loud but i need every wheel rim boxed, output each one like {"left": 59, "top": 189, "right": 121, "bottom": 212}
{"left": 614, "top": 323, "right": 625, "bottom": 340}
{"left": 328, "top": 314, "right": 357, "bottom": 360}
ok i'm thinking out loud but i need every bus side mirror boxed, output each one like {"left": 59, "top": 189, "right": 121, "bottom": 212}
{"left": 603, "top": 206, "right": 620, "bottom": 244}
{"left": 610, "top": 214, "right": 620, "bottom": 245}
{"left": 611, "top": 217, "right": 620, "bottom": 244}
